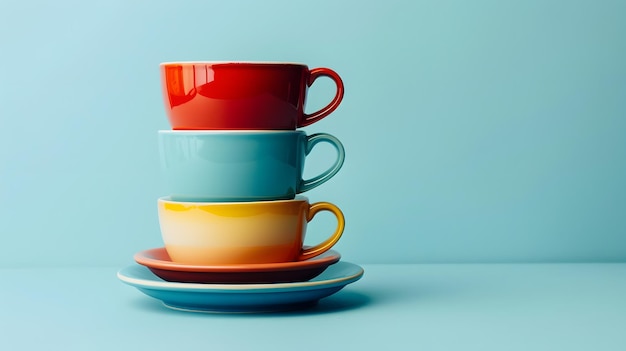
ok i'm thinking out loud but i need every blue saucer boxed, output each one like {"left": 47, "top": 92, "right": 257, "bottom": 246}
{"left": 117, "top": 261, "right": 364, "bottom": 313}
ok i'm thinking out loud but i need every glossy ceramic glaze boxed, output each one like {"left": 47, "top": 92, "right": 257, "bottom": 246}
{"left": 134, "top": 247, "right": 341, "bottom": 284}
{"left": 117, "top": 261, "right": 364, "bottom": 313}
{"left": 160, "top": 61, "right": 344, "bottom": 130}
{"left": 158, "top": 130, "right": 345, "bottom": 202}
{"left": 158, "top": 196, "right": 345, "bottom": 265}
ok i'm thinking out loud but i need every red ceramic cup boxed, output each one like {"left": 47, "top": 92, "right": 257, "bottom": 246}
{"left": 160, "top": 61, "right": 344, "bottom": 130}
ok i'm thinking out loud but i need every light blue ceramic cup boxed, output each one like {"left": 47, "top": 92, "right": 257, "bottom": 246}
{"left": 158, "top": 130, "right": 345, "bottom": 202}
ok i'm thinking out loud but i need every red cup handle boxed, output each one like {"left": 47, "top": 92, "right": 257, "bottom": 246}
{"left": 301, "top": 68, "right": 344, "bottom": 127}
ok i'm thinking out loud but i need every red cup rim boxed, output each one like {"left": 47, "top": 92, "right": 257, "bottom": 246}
{"left": 160, "top": 61, "right": 308, "bottom": 67}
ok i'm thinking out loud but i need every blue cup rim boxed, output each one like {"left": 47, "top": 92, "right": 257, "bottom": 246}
{"left": 158, "top": 130, "right": 304, "bottom": 135}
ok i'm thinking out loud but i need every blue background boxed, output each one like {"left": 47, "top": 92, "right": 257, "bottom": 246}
{"left": 1, "top": 0, "right": 625, "bottom": 267}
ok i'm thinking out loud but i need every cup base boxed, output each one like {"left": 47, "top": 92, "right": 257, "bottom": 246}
{"left": 164, "top": 244, "right": 302, "bottom": 266}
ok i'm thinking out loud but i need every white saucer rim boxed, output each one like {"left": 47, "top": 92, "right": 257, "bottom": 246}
{"left": 117, "top": 261, "right": 364, "bottom": 292}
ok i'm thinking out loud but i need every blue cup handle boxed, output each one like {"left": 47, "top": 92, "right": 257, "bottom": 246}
{"left": 299, "top": 133, "right": 345, "bottom": 193}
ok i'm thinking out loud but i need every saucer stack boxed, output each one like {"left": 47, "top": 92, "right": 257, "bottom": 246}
{"left": 117, "top": 61, "right": 364, "bottom": 313}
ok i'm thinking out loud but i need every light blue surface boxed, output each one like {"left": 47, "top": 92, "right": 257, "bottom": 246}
{"left": 158, "top": 130, "right": 344, "bottom": 202}
{"left": 2, "top": 264, "right": 626, "bottom": 350}
{"left": 1, "top": 0, "right": 625, "bottom": 266}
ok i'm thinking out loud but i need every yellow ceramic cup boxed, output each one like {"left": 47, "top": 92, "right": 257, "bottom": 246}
{"left": 157, "top": 196, "right": 345, "bottom": 265}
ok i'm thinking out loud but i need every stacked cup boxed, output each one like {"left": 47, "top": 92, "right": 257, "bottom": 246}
{"left": 135, "top": 61, "right": 349, "bottom": 286}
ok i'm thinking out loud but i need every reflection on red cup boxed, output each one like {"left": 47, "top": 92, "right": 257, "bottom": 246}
{"left": 161, "top": 61, "right": 344, "bottom": 130}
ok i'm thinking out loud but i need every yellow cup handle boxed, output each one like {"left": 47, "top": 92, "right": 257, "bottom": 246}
{"left": 298, "top": 202, "right": 345, "bottom": 261}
